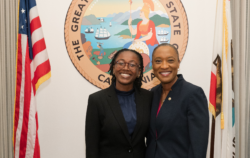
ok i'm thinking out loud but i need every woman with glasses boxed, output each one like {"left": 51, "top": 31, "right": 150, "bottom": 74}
{"left": 85, "top": 48, "right": 153, "bottom": 158}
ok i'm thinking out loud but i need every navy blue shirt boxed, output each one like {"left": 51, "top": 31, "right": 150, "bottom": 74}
{"left": 115, "top": 87, "right": 137, "bottom": 137}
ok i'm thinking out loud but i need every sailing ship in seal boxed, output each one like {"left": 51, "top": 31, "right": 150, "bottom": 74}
{"left": 95, "top": 27, "right": 111, "bottom": 40}
{"left": 85, "top": 27, "right": 94, "bottom": 33}
{"left": 160, "top": 37, "right": 169, "bottom": 43}
{"left": 99, "top": 18, "right": 104, "bottom": 22}
{"left": 157, "top": 30, "right": 168, "bottom": 36}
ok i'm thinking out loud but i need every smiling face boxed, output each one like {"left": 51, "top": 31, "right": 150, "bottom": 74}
{"left": 152, "top": 45, "right": 180, "bottom": 85}
{"left": 113, "top": 51, "right": 141, "bottom": 90}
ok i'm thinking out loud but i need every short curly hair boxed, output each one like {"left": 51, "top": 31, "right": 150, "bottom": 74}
{"left": 152, "top": 43, "right": 179, "bottom": 61}
{"left": 108, "top": 48, "right": 144, "bottom": 88}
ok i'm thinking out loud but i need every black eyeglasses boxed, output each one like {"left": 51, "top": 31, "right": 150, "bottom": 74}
{"left": 115, "top": 60, "right": 140, "bottom": 70}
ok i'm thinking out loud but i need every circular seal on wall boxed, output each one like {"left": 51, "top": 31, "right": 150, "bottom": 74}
{"left": 64, "top": 0, "right": 189, "bottom": 89}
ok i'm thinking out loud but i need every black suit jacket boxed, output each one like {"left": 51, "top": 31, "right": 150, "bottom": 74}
{"left": 85, "top": 84, "right": 153, "bottom": 158}
{"left": 146, "top": 75, "right": 209, "bottom": 158}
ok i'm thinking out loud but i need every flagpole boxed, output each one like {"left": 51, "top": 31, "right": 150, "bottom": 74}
{"left": 13, "top": 0, "right": 21, "bottom": 153}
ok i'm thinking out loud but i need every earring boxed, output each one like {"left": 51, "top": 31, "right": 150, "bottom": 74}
{"left": 178, "top": 68, "right": 180, "bottom": 71}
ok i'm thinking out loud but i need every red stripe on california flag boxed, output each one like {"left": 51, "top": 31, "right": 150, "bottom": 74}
{"left": 209, "top": 72, "right": 217, "bottom": 108}
{"left": 14, "top": 34, "right": 23, "bottom": 152}
{"left": 30, "top": 16, "right": 41, "bottom": 35}
{"left": 33, "top": 113, "right": 40, "bottom": 158}
{"left": 32, "top": 38, "right": 46, "bottom": 58}
{"left": 19, "top": 49, "right": 32, "bottom": 158}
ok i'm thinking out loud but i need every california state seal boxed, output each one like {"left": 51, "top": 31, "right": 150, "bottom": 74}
{"left": 64, "top": 0, "right": 188, "bottom": 89}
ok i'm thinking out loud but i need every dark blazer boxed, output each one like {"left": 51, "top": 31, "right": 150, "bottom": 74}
{"left": 85, "top": 84, "right": 153, "bottom": 158}
{"left": 146, "top": 75, "right": 209, "bottom": 158}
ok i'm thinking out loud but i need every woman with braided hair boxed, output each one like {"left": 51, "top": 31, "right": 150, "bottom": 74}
{"left": 85, "top": 48, "right": 153, "bottom": 158}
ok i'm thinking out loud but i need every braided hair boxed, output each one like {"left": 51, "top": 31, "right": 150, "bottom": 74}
{"left": 108, "top": 48, "right": 144, "bottom": 88}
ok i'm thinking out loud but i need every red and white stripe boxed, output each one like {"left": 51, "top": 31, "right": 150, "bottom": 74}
{"left": 14, "top": 5, "right": 50, "bottom": 158}
{"left": 29, "top": 6, "right": 50, "bottom": 94}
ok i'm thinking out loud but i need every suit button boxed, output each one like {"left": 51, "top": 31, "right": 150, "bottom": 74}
{"left": 128, "top": 148, "right": 133, "bottom": 153}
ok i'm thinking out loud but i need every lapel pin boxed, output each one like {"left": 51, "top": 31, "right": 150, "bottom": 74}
{"left": 168, "top": 97, "right": 171, "bottom": 101}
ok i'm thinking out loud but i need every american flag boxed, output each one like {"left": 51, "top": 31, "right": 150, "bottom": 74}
{"left": 13, "top": 0, "right": 51, "bottom": 157}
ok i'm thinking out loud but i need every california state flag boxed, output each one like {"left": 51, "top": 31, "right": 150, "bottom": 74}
{"left": 207, "top": 0, "right": 235, "bottom": 158}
